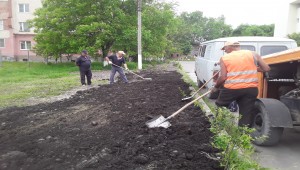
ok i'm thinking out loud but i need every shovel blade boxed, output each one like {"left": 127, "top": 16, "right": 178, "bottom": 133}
{"left": 181, "top": 96, "right": 192, "bottom": 101}
{"left": 158, "top": 121, "right": 171, "bottom": 128}
{"left": 146, "top": 115, "right": 171, "bottom": 128}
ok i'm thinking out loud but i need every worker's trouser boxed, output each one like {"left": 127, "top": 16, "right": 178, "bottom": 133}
{"left": 110, "top": 66, "right": 128, "bottom": 84}
{"left": 80, "top": 69, "right": 92, "bottom": 85}
{"left": 215, "top": 87, "right": 258, "bottom": 127}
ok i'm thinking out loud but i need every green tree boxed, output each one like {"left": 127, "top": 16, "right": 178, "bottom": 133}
{"left": 168, "top": 11, "right": 232, "bottom": 55}
{"left": 260, "top": 24, "right": 275, "bottom": 36}
{"left": 30, "top": 0, "right": 177, "bottom": 61}
{"left": 232, "top": 24, "right": 248, "bottom": 36}
{"left": 232, "top": 24, "right": 274, "bottom": 36}
{"left": 288, "top": 32, "right": 300, "bottom": 46}
{"left": 113, "top": 1, "right": 177, "bottom": 60}
{"left": 203, "top": 16, "right": 233, "bottom": 40}
{"left": 31, "top": 0, "right": 127, "bottom": 61}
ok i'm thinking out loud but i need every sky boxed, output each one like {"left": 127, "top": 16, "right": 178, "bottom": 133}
{"left": 168, "top": 0, "right": 286, "bottom": 28}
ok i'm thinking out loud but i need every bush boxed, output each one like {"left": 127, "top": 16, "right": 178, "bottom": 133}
{"left": 210, "top": 108, "right": 265, "bottom": 170}
{"left": 288, "top": 32, "right": 300, "bottom": 46}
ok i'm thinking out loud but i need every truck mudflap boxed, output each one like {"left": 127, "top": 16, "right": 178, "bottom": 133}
{"left": 255, "top": 98, "right": 293, "bottom": 128}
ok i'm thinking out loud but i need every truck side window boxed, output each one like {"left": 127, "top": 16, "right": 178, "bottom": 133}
{"left": 204, "top": 45, "right": 211, "bottom": 59}
{"left": 261, "top": 46, "right": 288, "bottom": 56}
{"left": 200, "top": 45, "right": 206, "bottom": 57}
{"left": 240, "top": 45, "right": 256, "bottom": 51}
{"left": 198, "top": 46, "right": 202, "bottom": 57}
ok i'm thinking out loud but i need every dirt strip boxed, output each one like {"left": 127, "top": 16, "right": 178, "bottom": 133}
{"left": 0, "top": 67, "right": 221, "bottom": 170}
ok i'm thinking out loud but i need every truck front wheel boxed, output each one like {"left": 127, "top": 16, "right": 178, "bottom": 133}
{"left": 251, "top": 101, "right": 284, "bottom": 146}
{"left": 197, "top": 79, "right": 204, "bottom": 88}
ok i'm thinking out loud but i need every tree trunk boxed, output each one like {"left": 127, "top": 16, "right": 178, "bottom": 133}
{"left": 44, "top": 57, "right": 49, "bottom": 64}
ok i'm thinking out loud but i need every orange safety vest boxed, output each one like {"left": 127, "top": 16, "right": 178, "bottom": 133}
{"left": 222, "top": 50, "right": 258, "bottom": 89}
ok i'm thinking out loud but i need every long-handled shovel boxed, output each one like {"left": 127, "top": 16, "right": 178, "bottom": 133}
{"left": 111, "top": 63, "right": 152, "bottom": 81}
{"left": 181, "top": 71, "right": 220, "bottom": 101}
{"left": 146, "top": 90, "right": 212, "bottom": 128}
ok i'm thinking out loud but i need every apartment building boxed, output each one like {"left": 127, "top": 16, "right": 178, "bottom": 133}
{"left": 0, "top": 0, "right": 42, "bottom": 61}
{"left": 274, "top": 0, "right": 300, "bottom": 37}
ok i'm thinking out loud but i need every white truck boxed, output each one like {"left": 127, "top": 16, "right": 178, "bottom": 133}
{"left": 195, "top": 36, "right": 297, "bottom": 98}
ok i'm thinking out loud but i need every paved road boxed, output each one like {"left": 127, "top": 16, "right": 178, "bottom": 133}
{"left": 180, "top": 61, "right": 197, "bottom": 83}
{"left": 179, "top": 61, "right": 300, "bottom": 170}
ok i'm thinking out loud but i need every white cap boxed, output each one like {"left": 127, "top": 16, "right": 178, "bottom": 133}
{"left": 118, "top": 51, "right": 126, "bottom": 55}
{"left": 221, "top": 41, "right": 240, "bottom": 50}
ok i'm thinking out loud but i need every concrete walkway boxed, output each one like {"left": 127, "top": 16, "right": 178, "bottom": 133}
{"left": 179, "top": 61, "right": 197, "bottom": 83}
{"left": 179, "top": 61, "right": 300, "bottom": 170}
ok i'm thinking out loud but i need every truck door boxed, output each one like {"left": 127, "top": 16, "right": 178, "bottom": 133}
{"left": 202, "top": 44, "right": 213, "bottom": 87}
{"left": 195, "top": 43, "right": 214, "bottom": 86}
{"left": 195, "top": 44, "right": 207, "bottom": 83}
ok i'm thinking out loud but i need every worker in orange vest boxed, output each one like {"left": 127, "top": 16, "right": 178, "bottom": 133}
{"left": 213, "top": 41, "right": 270, "bottom": 127}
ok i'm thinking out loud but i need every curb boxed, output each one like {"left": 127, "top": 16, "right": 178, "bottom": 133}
{"left": 176, "top": 62, "right": 213, "bottom": 118}
{"left": 190, "top": 87, "right": 214, "bottom": 117}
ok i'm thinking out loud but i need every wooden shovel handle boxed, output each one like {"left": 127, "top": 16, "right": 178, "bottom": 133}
{"left": 126, "top": 70, "right": 145, "bottom": 79}
{"left": 192, "top": 70, "right": 220, "bottom": 97}
{"left": 111, "top": 63, "right": 145, "bottom": 79}
{"left": 166, "top": 90, "right": 212, "bottom": 120}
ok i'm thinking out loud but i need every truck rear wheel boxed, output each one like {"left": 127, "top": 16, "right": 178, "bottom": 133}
{"left": 252, "top": 101, "right": 284, "bottom": 146}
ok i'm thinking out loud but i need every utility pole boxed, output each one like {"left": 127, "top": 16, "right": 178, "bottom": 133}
{"left": 27, "top": 49, "right": 30, "bottom": 68}
{"left": 137, "top": 0, "right": 142, "bottom": 70}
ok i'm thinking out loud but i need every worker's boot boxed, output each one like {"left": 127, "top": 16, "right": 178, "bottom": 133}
{"left": 228, "top": 101, "right": 238, "bottom": 112}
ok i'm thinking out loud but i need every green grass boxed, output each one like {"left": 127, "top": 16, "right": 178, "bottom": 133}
{"left": 0, "top": 62, "right": 81, "bottom": 108}
{"left": 0, "top": 61, "right": 161, "bottom": 108}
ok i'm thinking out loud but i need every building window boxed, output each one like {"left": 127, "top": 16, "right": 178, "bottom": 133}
{"left": 0, "top": 20, "right": 3, "bottom": 30}
{"left": 19, "top": 4, "right": 29, "bottom": 12}
{"left": 0, "top": 39, "right": 4, "bottom": 48}
{"left": 19, "top": 22, "right": 30, "bottom": 32}
{"left": 20, "top": 41, "right": 31, "bottom": 50}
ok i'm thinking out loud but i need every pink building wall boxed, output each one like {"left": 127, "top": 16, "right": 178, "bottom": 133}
{"left": 0, "top": 0, "right": 79, "bottom": 62}
{"left": 0, "top": 0, "right": 14, "bottom": 58}
{"left": 2, "top": 31, "right": 15, "bottom": 57}
{"left": 13, "top": 34, "right": 37, "bottom": 61}
{"left": 0, "top": 0, "right": 42, "bottom": 61}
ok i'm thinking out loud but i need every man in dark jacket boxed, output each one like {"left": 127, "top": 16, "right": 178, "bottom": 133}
{"left": 105, "top": 51, "right": 129, "bottom": 84}
{"left": 76, "top": 50, "right": 92, "bottom": 86}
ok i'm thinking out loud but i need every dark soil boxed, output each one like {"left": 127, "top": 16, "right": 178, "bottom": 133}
{"left": 0, "top": 69, "right": 221, "bottom": 170}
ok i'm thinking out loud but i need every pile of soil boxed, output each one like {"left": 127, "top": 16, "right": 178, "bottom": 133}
{"left": 0, "top": 69, "right": 221, "bottom": 170}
